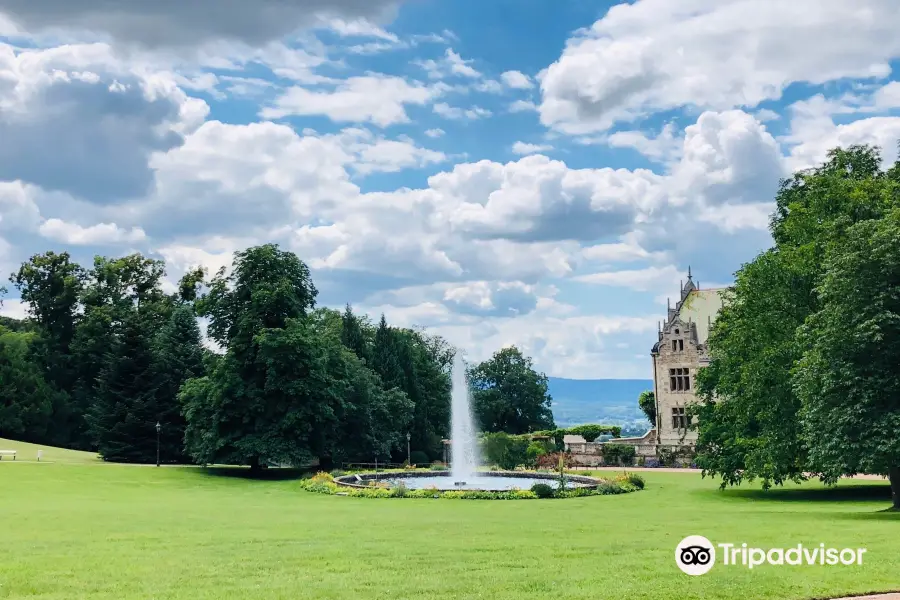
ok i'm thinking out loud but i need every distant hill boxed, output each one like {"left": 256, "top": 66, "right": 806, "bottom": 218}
{"left": 547, "top": 377, "right": 653, "bottom": 431}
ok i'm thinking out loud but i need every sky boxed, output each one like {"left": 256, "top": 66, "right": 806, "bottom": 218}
{"left": 2, "top": 0, "right": 900, "bottom": 379}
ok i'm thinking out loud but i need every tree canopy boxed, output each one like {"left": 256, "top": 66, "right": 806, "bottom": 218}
{"left": 694, "top": 144, "right": 900, "bottom": 508}
{"left": 467, "top": 346, "right": 555, "bottom": 434}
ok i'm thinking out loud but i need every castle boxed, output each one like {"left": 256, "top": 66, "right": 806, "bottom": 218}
{"left": 564, "top": 268, "right": 726, "bottom": 465}
{"left": 650, "top": 268, "right": 724, "bottom": 449}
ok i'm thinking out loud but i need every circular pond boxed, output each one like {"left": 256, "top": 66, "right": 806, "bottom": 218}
{"left": 334, "top": 470, "right": 601, "bottom": 492}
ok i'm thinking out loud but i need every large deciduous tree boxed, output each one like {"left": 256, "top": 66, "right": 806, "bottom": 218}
{"left": 793, "top": 210, "right": 900, "bottom": 509}
{"left": 696, "top": 144, "right": 900, "bottom": 496}
{"left": 183, "top": 244, "right": 319, "bottom": 471}
{"left": 468, "top": 346, "right": 554, "bottom": 434}
{"left": 10, "top": 252, "right": 85, "bottom": 446}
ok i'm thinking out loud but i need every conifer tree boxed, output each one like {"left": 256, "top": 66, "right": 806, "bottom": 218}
{"left": 87, "top": 313, "right": 160, "bottom": 463}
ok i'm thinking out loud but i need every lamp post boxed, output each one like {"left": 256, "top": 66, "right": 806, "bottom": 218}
{"left": 155, "top": 421, "right": 161, "bottom": 467}
{"left": 406, "top": 432, "right": 411, "bottom": 466}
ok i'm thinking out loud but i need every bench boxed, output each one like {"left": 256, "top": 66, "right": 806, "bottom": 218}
{"left": 0, "top": 450, "right": 16, "bottom": 461}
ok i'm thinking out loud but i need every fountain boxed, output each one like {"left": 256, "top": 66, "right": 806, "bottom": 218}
{"left": 332, "top": 354, "right": 601, "bottom": 492}
{"left": 449, "top": 353, "right": 479, "bottom": 486}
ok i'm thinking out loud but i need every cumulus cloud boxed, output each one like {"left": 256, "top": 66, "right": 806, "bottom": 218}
{"left": 39, "top": 219, "right": 147, "bottom": 245}
{"left": 0, "top": 42, "right": 207, "bottom": 203}
{"left": 605, "top": 123, "right": 681, "bottom": 162}
{"left": 0, "top": 0, "right": 401, "bottom": 48}
{"left": 501, "top": 70, "right": 533, "bottom": 89}
{"left": 261, "top": 75, "right": 445, "bottom": 127}
{"left": 511, "top": 141, "right": 553, "bottom": 155}
{"left": 539, "top": 0, "right": 900, "bottom": 133}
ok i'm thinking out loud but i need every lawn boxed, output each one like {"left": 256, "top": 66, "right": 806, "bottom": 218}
{"left": 0, "top": 437, "right": 101, "bottom": 465}
{"left": 1, "top": 459, "right": 898, "bottom": 600}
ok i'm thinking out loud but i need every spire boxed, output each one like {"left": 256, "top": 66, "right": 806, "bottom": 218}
{"left": 687, "top": 265, "right": 692, "bottom": 281}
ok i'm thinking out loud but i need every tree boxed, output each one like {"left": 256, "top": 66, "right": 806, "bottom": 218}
{"left": 340, "top": 304, "right": 370, "bottom": 364}
{"left": 468, "top": 346, "right": 555, "bottom": 434}
{"left": 184, "top": 244, "right": 319, "bottom": 471}
{"left": 152, "top": 305, "right": 206, "bottom": 462}
{"left": 793, "top": 210, "right": 900, "bottom": 509}
{"left": 638, "top": 390, "right": 656, "bottom": 424}
{"left": 695, "top": 145, "right": 900, "bottom": 489}
{"left": 10, "top": 252, "right": 85, "bottom": 446}
{"left": 371, "top": 314, "right": 403, "bottom": 390}
{"left": 86, "top": 313, "right": 160, "bottom": 463}
{"left": 0, "top": 327, "right": 57, "bottom": 442}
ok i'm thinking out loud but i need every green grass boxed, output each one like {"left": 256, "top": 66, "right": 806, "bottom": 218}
{"left": 0, "top": 437, "right": 101, "bottom": 464}
{"left": 1, "top": 461, "right": 898, "bottom": 600}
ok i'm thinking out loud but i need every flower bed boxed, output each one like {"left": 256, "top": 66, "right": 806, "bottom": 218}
{"left": 297, "top": 470, "right": 643, "bottom": 500}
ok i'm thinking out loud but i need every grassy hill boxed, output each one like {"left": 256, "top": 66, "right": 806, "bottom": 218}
{"left": 547, "top": 377, "right": 653, "bottom": 429}
{"left": 0, "top": 437, "right": 101, "bottom": 464}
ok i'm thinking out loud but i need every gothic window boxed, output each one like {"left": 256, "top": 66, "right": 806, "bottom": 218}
{"left": 669, "top": 368, "right": 691, "bottom": 391}
{"left": 679, "top": 339, "right": 684, "bottom": 351}
{"left": 672, "top": 340, "right": 677, "bottom": 351}
{"left": 672, "top": 407, "right": 688, "bottom": 430}
{"left": 671, "top": 339, "right": 685, "bottom": 352}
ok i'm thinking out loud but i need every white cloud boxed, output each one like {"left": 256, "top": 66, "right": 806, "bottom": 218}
{"left": 261, "top": 75, "right": 445, "bottom": 127}
{"left": 755, "top": 108, "right": 781, "bottom": 122}
{"left": 501, "top": 70, "right": 533, "bottom": 89}
{"left": 424, "top": 128, "right": 445, "bottom": 138}
{"left": 324, "top": 17, "right": 399, "bottom": 42}
{"left": 433, "top": 103, "right": 492, "bottom": 120}
{"left": 581, "top": 239, "right": 665, "bottom": 264}
{"left": 39, "top": 219, "right": 147, "bottom": 245}
{"left": 782, "top": 92, "right": 900, "bottom": 171}
{"left": 539, "top": 0, "right": 900, "bottom": 133}
{"left": 574, "top": 265, "right": 683, "bottom": 292}
{"left": 509, "top": 99, "right": 537, "bottom": 113}
{"left": 511, "top": 141, "right": 553, "bottom": 155}
{"left": 416, "top": 48, "right": 482, "bottom": 80}
{"left": 606, "top": 123, "right": 681, "bottom": 162}
{"left": 445, "top": 49, "right": 481, "bottom": 78}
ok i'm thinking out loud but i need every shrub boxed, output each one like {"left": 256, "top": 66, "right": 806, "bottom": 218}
{"left": 311, "top": 471, "right": 334, "bottom": 483}
{"left": 531, "top": 483, "right": 555, "bottom": 498}
{"left": 644, "top": 458, "right": 662, "bottom": 468}
{"left": 526, "top": 441, "right": 549, "bottom": 466}
{"left": 601, "top": 443, "right": 636, "bottom": 466}
{"left": 329, "top": 469, "right": 346, "bottom": 478}
{"left": 536, "top": 451, "right": 575, "bottom": 470}
{"left": 618, "top": 472, "right": 645, "bottom": 490}
{"left": 594, "top": 480, "right": 628, "bottom": 495}
{"left": 430, "top": 462, "right": 448, "bottom": 471}
{"left": 480, "top": 432, "right": 530, "bottom": 470}
{"left": 390, "top": 481, "right": 409, "bottom": 498}
{"left": 410, "top": 451, "right": 430, "bottom": 466}
{"left": 567, "top": 424, "right": 622, "bottom": 442}
{"left": 657, "top": 447, "right": 676, "bottom": 467}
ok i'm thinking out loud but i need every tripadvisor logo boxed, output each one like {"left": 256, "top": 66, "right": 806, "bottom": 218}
{"left": 675, "top": 536, "right": 867, "bottom": 576}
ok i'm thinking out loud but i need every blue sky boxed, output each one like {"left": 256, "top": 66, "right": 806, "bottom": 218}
{"left": 2, "top": 0, "right": 900, "bottom": 378}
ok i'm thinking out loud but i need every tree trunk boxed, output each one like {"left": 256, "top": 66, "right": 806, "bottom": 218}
{"left": 249, "top": 456, "right": 262, "bottom": 475}
{"left": 890, "top": 466, "right": 900, "bottom": 510}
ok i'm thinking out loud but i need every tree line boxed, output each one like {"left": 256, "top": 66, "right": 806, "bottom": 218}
{"left": 1, "top": 245, "right": 555, "bottom": 469}
{"left": 693, "top": 144, "right": 900, "bottom": 509}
